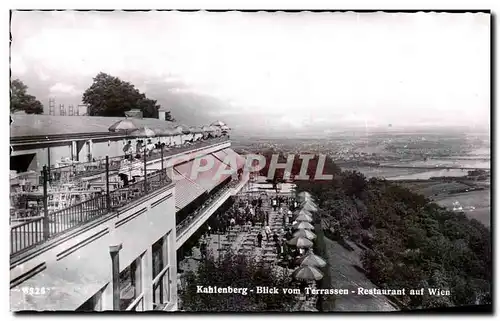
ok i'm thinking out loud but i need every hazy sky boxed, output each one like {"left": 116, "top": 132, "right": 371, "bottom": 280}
{"left": 11, "top": 11, "right": 490, "bottom": 132}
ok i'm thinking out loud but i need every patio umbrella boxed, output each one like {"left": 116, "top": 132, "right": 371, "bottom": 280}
{"left": 108, "top": 119, "right": 138, "bottom": 134}
{"left": 297, "top": 191, "right": 313, "bottom": 202}
{"left": 302, "top": 202, "right": 318, "bottom": 212}
{"left": 202, "top": 125, "right": 214, "bottom": 133}
{"left": 302, "top": 198, "right": 317, "bottom": 206}
{"left": 299, "top": 305, "right": 319, "bottom": 312}
{"left": 293, "top": 229, "right": 316, "bottom": 240}
{"left": 130, "top": 127, "right": 156, "bottom": 137}
{"left": 160, "top": 128, "right": 177, "bottom": 136}
{"left": 175, "top": 125, "right": 191, "bottom": 135}
{"left": 211, "top": 120, "right": 226, "bottom": 127}
{"left": 293, "top": 221, "right": 314, "bottom": 230}
{"left": 296, "top": 209, "right": 313, "bottom": 217}
{"left": 287, "top": 236, "right": 313, "bottom": 248}
{"left": 171, "top": 127, "right": 184, "bottom": 135}
{"left": 209, "top": 125, "right": 221, "bottom": 136}
{"left": 295, "top": 213, "right": 313, "bottom": 223}
{"left": 292, "top": 265, "right": 323, "bottom": 281}
{"left": 189, "top": 126, "right": 202, "bottom": 134}
{"left": 298, "top": 250, "right": 327, "bottom": 268}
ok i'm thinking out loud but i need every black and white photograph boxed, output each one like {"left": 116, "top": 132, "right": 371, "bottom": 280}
{"left": 8, "top": 9, "right": 492, "bottom": 313}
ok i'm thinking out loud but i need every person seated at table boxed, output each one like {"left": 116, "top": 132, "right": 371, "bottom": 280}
{"left": 135, "top": 140, "right": 143, "bottom": 158}
{"left": 123, "top": 141, "right": 133, "bottom": 159}
{"left": 146, "top": 139, "right": 155, "bottom": 156}
{"left": 118, "top": 173, "right": 129, "bottom": 187}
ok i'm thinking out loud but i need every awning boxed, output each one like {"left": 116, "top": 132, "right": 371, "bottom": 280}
{"left": 212, "top": 150, "right": 229, "bottom": 162}
{"left": 174, "top": 155, "right": 231, "bottom": 192}
{"left": 169, "top": 171, "right": 205, "bottom": 210}
{"left": 224, "top": 148, "right": 246, "bottom": 169}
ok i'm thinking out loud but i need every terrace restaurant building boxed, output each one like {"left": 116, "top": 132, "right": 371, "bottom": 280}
{"left": 9, "top": 114, "right": 248, "bottom": 311}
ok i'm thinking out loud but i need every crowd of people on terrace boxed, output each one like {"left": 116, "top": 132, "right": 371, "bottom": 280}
{"left": 197, "top": 195, "right": 303, "bottom": 263}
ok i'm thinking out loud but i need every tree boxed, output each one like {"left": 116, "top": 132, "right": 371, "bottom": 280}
{"left": 179, "top": 251, "right": 295, "bottom": 311}
{"left": 10, "top": 79, "right": 44, "bottom": 114}
{"left": 82, "top": 72, "right": 174, "bottom": 120}
{"left": 295, "top": 163, "right": 492, "bottom": 309}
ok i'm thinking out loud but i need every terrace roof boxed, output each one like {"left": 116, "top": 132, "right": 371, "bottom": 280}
{"left": 10, "top": 114, "right": 182, "bottom": 138}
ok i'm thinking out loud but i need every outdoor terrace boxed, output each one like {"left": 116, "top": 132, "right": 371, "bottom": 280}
{"left": 10, "top": 168, "right": 172, "bottom": 258}
{"left": 10, "top": 135, "right": 237, "bottom": 260}
{"left": 10, "top": 136, "right": 230, "bottom": 220}
{"left": 47, "top": 136, "right": 230, "bottom": 183}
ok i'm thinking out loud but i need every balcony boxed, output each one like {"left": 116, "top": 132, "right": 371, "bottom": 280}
{"left": 175, "top": 175, "right": 249, "bottom": 248}
{"left": 10, "top": 169, "right": 172, "bottom": 258}
{"left": 47, "top": 136, "right": 230, "bottom": 183}
{"left": 10, "top": 136, "right": 230, "bottom": 220}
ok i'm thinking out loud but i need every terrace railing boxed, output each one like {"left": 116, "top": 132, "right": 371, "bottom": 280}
{"left": 10, "top": 168, "right": 171, "bottom": 257}
{"left": 175, "top": 177, "right": 242, "bottom": 237}
{"left": 47, "top": 136, "right": 230, "bottom": 184}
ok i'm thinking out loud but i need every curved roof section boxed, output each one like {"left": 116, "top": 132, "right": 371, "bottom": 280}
{"left": 10, "top": 114, "right": 179, "bottom": 138}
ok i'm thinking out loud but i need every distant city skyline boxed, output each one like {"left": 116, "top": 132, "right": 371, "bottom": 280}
{"left": 11, "top": 11, "right": 490, "bottom": 132}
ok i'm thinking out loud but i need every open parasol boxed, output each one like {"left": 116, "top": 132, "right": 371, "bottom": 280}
{"left": 159, "top": 128, "right": 177, "bottom": 136}
{"left": 211, "top": 120, "right": 226, "bottom": 127}
{"left": 130, "top": 127, "right": 156, "bottom": 138}
{"left": 299, "top": 305, "right": 319, "bottom": 312}
{"left": 175, "top": 125, "right": 191, "bottom": 135}
{"left": 108, "top": 119, "right": 138, "bottom": 134}
{"left": 293, "top": 229, "right": 316, "bottom": 240}
{"left": 292, "top": 265, "right": 324, "bottom": 281}
{"left": 302, "top": 202, "right": 318, "bottom": 212}
{"left": 287, "top": 236, "right": 313, "bottom": 248}
{"left": 296, "top": 208, "right": 313, "bottom": 217}
{"left": 292, "top": 221, "right": 314, "bottom": 230}
{"left": 189, "top": 126, "right": 202, "bottom": 134}
{"left": 202, "top": 125, "right": 214, "bottom": 133}
{"left": 209, "top": 125, "right": 221, "bottom": 136}
{"left": 295, "top": 213, "right": 313, "bottom": 223}
{"left": 298, "top": 250, "right": 327, "bottom": 268}
{"left": 297, "top": 191, "right": 313, "bottom": 202}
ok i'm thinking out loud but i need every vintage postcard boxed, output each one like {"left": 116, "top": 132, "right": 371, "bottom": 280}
{"left": 9, "top": 10, "right": 491, "bottom": 313}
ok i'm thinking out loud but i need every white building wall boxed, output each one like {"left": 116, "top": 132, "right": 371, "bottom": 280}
{"left": 10, "top": 185, "right": 177, "bottom": 311}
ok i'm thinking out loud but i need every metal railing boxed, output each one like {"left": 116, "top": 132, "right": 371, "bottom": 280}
{"left": 176, "top": 178, "right": 243, "bottom": 237}
{"left": 47, "top": 136, "right": 230, "bottom": 184}
{"left": 10, "top": 169, "right": 171, "bottom": 257}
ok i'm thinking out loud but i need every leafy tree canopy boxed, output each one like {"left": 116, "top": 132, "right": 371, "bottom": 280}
{"left": 294, "top": 156, "right": 492, "bottom": 310}
{"left": 179, "top": 251, "right": 296, "bottom": 311}
{"left": 82, "top": 72, "right": 174, "bottom": 120}
{"left": 10, "top": 79, "right": 44, "bottom": 114}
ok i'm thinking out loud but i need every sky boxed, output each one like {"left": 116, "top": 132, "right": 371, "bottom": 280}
{"left": 10, "top": 11, "right": 491, "bottom": 134}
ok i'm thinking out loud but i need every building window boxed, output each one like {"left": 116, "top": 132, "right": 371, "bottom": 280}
{"left": 153, "top": 268, "right": 171, "bottom": 309}
{"left": 152, "top": 232, "right": 170, "bottom": 278}
{"left": 119, "top": 256, "right": 143, "bottom": 311}
{"left": 152, "top": 231, "right": 172, "bottom": 310}
{"left": 152, "top": 238, "right": 164, "bottom": 278}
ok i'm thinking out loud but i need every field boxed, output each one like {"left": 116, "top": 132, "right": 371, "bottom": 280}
{"left": 381, "top": 159, "right": 490, "bottom": 169}
{"left": 398, "top": 181, "right": 473, "bottom": 197}
{"left": 345, "top": 166, "right": 469, "bottom": 181}
{"left": 342, "top": 166, "right": 426, "bottom": 179}
{"left": 399, "top": 180, "right": 491, "bottom": 227}
{"left": 435, "top": 190, "right": 491, "bottom": 227}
